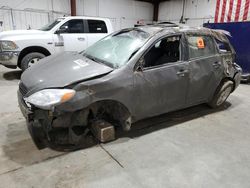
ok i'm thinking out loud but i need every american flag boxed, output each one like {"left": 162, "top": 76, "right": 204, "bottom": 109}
{"left": 215, "top": 0, "right": 250, "bottom": 22}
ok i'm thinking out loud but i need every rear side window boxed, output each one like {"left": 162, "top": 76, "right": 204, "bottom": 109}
{"left": 215, "top": 39, "right": 232, "bottom": 53}
{"left": 87, "top": 20, "right": 107, "bottom": 33}
{"left": 187, "top": 35, "right": 217, "bottom": 59}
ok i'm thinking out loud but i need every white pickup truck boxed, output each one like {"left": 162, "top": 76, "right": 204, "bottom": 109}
{"left": 0, "top": 16, "right": 113, "bottom": 71}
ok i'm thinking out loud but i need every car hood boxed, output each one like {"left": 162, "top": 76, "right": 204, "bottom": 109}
{"left": 0, "top": 30, "right": 47, "bottom": 39}
{"left": 21, "top": 52, "right": 113, "bottom": 95}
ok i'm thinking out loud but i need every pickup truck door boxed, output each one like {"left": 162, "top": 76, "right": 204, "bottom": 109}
{"left": 85, "top": 19, "right": 109, "bottom": 47}
{"left": 53, "top": 19, "right": 88, "bottom": 52}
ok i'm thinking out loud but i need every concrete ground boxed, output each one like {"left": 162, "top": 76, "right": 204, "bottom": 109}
{"left": 0, "top": 66, "right": 250, "bottom": 188}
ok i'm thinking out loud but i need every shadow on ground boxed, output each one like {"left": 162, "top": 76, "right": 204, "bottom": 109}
{"left": 118, "top": 102, "right": 231, "bottom": 139}
{"left": 2, "top": 120, "right": 65, "bottom": 169}
{"left": 2, "top": 102, "right": 231, "bottom": 167}
{"left": 3, "top": 70, "right": 22, "bottom": 80}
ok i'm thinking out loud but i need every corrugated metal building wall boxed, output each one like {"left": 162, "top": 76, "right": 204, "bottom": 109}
{"left": 0, "top": 0, "right": 153, "bottom": 31}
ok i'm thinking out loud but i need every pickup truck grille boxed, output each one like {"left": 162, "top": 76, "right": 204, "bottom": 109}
{"left": 19, "top": 82, "right": 28, "bottom": 96}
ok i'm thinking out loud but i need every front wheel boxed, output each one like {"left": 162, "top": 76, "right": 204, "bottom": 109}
{"left": 20, "top": 52, "right": 45, "bottom": 71}
{"left": 208, "top": 80, "right": 234, "bottom": 108}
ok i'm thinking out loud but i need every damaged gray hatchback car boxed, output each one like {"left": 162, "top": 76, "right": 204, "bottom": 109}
{"left": 18, "top": 25, "right": 242, "bottom": 150}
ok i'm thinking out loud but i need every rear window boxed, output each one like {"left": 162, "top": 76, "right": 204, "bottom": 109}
{"left": 187, "top": 35, "right": 217, "bottom": 59}
{"left": 215, "top": 39, "right": 232, "bottom": 53}
{"left": 87, "top": 20, "right": 107, "bottom": 33}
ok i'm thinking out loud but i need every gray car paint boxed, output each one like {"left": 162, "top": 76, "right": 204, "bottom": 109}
{"left": 20, "top": 26, "right": 241, "bottom": 122}
{"left": 18, "top": 25, "right": 242, "bottom": 149}
{"left": 21, "top": 52, "right": 113, "bottom": 96}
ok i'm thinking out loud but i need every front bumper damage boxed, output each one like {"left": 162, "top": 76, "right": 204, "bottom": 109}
{"left": 18, "top": 90, "right": 115, "bottom": 150}
{"left": 0, "top": 51, "right": 19, "bottom": 68}
{"left": 18, "top": 90, "right": 47, "bottom": 149}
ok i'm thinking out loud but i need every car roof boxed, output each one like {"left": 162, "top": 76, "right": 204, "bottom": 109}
{"left": 136, "top": 24, "right": 207, "bottom": 35}
{"left": 134, "top": 23, "right": 230, "bottom": 42}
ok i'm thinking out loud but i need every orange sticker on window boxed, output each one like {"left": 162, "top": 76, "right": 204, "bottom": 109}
{"left": 197, "top": 37, "right": 205, "bottom": 49}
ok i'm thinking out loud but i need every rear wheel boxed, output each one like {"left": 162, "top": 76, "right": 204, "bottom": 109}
{"left": 20, "top": 52, "right": 45, "bottom": 71}
{"left": 208, "top": 80, "right": 234, "bottom": 108}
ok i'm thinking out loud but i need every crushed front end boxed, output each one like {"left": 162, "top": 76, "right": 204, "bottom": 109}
{"left": 18, "top": 82, "right": 118, "bottom": 151}
{"left": 18, "top": 83, "right": 96, "bottom": 150}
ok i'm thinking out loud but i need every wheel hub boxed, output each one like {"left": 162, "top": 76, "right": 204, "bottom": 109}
{"left": 217, "top": 87, "right": 232, "bottom": 105}
{"left": 28, "top": 58, "right": 41, "bottom": 67}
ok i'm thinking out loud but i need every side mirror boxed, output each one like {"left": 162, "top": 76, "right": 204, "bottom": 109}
{"left": 55, "top": 26, "right": 68, "bottom": 34}
{"left": 136, "top": 58, "right": 145, "bottom": 72}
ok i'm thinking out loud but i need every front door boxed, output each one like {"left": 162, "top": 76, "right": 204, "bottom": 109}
{"left": 54, "top": 19, "right": 88, "bottom": 52}
{"left": 133, "top": 35, "right": 189, "bottom": 120}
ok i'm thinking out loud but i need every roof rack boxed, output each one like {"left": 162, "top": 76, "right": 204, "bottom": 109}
{"left": 157, "top": 21, "right": 176, "bottom": 25}
{"left": 156, "top": 22, "right": 179, "bottom": 27}
{"left": 135, "top": 22, "right": 179, "bottom": 28}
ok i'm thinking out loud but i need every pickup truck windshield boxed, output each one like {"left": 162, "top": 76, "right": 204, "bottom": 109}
{"left": 83, "top": 29, "right": 150, "bottom": 68}
{"left": 39, "top": 18, "right": 65, "bottom": 31}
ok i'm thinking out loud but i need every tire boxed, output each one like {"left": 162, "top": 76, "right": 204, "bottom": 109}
{"left": 47, "top": 127, "right": 97, "bottom": 152}
{"left": 208, "top": 80, "right": 234, "bottom": 108}
{"left": 20, "top": 52, "right": 45, "bottom": 71}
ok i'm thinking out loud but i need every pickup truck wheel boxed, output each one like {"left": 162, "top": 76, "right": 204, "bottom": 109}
{"left": 20, "top": 52, "right": 45, "bottom": 71}
{"left": 208, "top": 80, "right": 234, "bottom": 108}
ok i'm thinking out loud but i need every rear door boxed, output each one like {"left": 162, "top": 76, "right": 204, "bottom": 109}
{"left": 186, "top": 34, "right": 224, "bottom": 105}
{"left": 85, "top": 19, "right": 108, "bottom": 47}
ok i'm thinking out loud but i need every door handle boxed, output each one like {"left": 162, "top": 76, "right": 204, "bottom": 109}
{"left": 213, "top": 62, "right": 221, "bottom": 68}
{"left": 176, "top": 70, "right": 189, "bottom": 77}
{"left": 77, "top": 37, "right": 85, "bottom": 41}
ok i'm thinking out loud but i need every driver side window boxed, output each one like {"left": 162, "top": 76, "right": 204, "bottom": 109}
{"left": 60, "top": 19, "right": 84, "bottom": 33}
{"left": 143, "top": 35, "right": 181, "bottom": 68}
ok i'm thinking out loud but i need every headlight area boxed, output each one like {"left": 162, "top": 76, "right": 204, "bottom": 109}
{"left": 24, "top": 89, "right": 76, "bottom": 110}
{"left": 0, "top": 40, "right": 19, "bottom": 51}
{"left": 0, "top": 41, "right": 19, "bottom": 68}
{"left": 20, "top": 88, "right": 119, "bottom": 150}
{"left": 23, "top": 95, "right": 94, "bottom": 150}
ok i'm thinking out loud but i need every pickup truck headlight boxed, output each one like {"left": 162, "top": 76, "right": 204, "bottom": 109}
{"left": 24, "top": 89, "right": 76, "bottom": 110}
{"left": 0, "top": 41, "right": 18, "bottom": 51}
